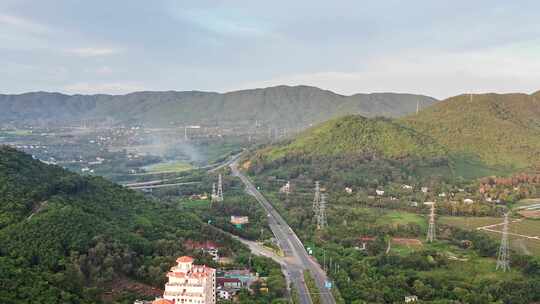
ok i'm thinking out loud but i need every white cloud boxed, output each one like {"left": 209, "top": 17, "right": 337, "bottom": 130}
{"left": 232, "top": 43, "right": 540, "bottom": 99}
{"left": 62, "top": 82, "right": 147, "bottom": 95}
{"left": 0, "top": 13, "right": 52, "bottom": 34}
{"left": 66, "top": 47, "right": 122, "bottom": 57}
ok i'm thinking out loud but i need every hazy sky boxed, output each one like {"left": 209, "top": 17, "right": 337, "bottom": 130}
{"left": 1, "top": 0, "right": 539, "bottom": 99}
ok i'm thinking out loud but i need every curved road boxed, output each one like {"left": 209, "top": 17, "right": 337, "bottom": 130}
{"left": 230, "top": 159, "right": 336, "bottom": 304}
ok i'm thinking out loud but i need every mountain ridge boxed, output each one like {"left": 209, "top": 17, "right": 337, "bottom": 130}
{"left": 0, "top": 85, "right": 437, "bottom": 129}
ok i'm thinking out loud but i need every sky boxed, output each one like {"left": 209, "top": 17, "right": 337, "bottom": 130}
{"left": 1, "top": 0, "right": 539, "bottom": 99}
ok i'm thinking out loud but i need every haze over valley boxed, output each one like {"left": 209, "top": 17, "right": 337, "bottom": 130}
{"left": 1, "top": 1, "right": 540, "bottom": 304}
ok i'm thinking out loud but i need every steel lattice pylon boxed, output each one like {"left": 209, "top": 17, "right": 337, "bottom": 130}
{"left": 496, "top": 212, "right": 510, "bottom": 272}
{"left": 426, "top": 203, "right": 436, "bottom": 243}
{"left": 212, "top": 175, "right": 223, "bottom": 203}
{"left": 317, "top": 193, "right": 328, "bottom": 230}
{"left": 312, "top": 181, "right": 321, "bottom": 214}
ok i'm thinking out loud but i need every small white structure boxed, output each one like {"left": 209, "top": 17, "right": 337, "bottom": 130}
{"left": 464, "top": 198, "right": 474, "bottom": 204}
{"left": 410, "top": 202, "right": 418, "bottom": 207}
{"left": 402, "top": 184, "right": 413, "bottom": 190}
{"left": 421, "top": 187, "right": 429, "bottom": 193}
{"left": 231, "top": 216, "right": 249, "bottom": 225}
{"left": 438, "top": 193, "right": 446, "bottom": 198}
{"left": 345, "top": 187, "right": 353, "bottom": 194}
{"left": 405, "top": 295, "right": 418, "bottom": 303}
{"left": 217, "top": 289, "right": 231, "bottom": 300}
{"left": 279, "top": 181, "right": 291, "bottom": 194}
{"left": 376, "top": 189, "right": 385, "bottom": 196}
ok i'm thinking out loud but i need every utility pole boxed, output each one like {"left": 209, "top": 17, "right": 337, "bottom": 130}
{"left": 426, "top": 202, "right": 436, "bottom": 242}
{"left": 496, "top": 212, "right": 510, "bottom": 272}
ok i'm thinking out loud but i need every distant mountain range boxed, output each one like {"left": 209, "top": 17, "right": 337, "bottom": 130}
{"left": 0, "top": 85, "right": 436, "bottom": 129}
{"left": 250, "top": 90, "right": 540, "bottom": 179}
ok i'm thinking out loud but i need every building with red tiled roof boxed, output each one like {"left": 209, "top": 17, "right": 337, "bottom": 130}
{"left": 162, "top": 256, "right": 216, "bottom": 304}
{"left": 152, "top": 299, "right": 174, "bottom": 304}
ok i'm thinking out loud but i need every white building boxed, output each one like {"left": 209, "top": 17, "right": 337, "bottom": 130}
{"left": 163, "top": 256, "right": 216, "bottom": 304}
{"left": 464, "top": 198, "right": 474, "bottom": 204}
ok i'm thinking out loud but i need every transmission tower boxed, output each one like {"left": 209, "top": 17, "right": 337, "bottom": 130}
{"left": 426, "top": 203, "right": 436, "bottom": 242}
{"left": 496, "top": 212, "right": 510, "bottom": 272}
{"left": 211, "top": 183, "right": 218, "bottom": 202}
{"left": 216, "top": 174, "right": 224, "bottom": 202}
{"left": 313, "top": 181, "right": 321, "bottom": 214}
{"left": 317, "top": 193, "right": 328, "bottom": 230}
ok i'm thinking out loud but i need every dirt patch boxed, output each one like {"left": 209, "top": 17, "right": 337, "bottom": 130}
{"left": 242, "top": 160, "right": 251, "bottom": 170}
{"left": 391, "top": 238, "right": 423, "bottom": 247}
{"left": 518, "top": 210, "right": 540, "bottom": 219}
{"left": 102, "top": 277, "right": 162, "bottom": 302}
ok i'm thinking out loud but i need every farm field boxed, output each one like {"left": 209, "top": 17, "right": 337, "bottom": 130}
{"left": 143, "top": 160, "right": 193, "bottom": 173}
{"left": 440, "top": 216, "right": 540, "bottom": 256}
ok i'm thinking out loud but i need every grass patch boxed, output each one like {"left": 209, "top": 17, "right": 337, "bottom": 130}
{"left": 182, "top": 199, "right": 210, "bottom": 208}
{"left": 143, "top": 161, "right": 193, "bottom": 173}
{"left": 303, "top": 270, "right": 321, "bottom": 304}
{"left": 440, "top": 216, "right": 540, "bottom": 256}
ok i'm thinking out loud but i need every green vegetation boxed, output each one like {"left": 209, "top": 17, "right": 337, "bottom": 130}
{"left": 303, "top": 270, "right": 321, "bottom": 304}
{"left": 251, "top": 92, "right": 540, "bottom": 186}
{"left": 266, "top": 115, "right": 447, "bottom": 160}
{"left": 244, "top": 148, "right": 540, "bottom": 303}
{"left": 0, "top": 147, "right": 287, "bottom": 303}
{"left": 403, "top": 93, "right": 540, "bottom": 169}
{"left": 441, "top": 216, "right": 540, "bottom": 255}
{"left": 143, "top": 160, "right": 193, "bottom": 173}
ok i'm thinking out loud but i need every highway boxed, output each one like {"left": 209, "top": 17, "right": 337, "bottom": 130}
{"left": 230, "top": 159, "right": 336, "bottom": 304}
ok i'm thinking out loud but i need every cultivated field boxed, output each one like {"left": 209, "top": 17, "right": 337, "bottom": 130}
{"left": 143, "top": 160, "right": 193, "bottom": 173}
{"left": 440, "top": 216, "right": 540, "bottom": 255}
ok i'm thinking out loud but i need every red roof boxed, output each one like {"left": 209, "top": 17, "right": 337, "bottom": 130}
{"left": 217, "top": 278, "right": 242, "bottom": 286}
{"left": 176, "top": 256, "right": 194, "bottom": 263}
{"left": 153, "top": 299, "right": 174, "bottom": 304}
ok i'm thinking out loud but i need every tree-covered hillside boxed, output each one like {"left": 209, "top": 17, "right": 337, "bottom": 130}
{"left": 249, "top": 91, "right": 540, "bottom": 185}
{"left": 0, "top": 85, "right": 436, "bottom": 129}
{"left": 0, "top": 147, "right": 242, "bottom": 303}
{"left": 403, "top": 92, "right": 540, "bottom": 169}
{"left": 263, "top": 115, "right": 447, "bottom": 160}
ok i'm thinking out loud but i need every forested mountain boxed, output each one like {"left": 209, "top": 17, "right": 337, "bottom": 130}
{"left": 0, "top": 146, "right": 234, "bottom": 303}
{"left": 0, "top": 86, "right": 436, "bottom": 129}
{"left": 248, "top": 91, "right": 540, "bottom": 183}
{"left": 263, "top": 115, "right": 447, "bottom": 160}
{"left": 403, "top": 92, "right": 540, "bottom": 169}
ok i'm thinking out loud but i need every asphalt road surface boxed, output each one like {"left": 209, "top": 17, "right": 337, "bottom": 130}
{"left": 230, "top": 159, "right": 336, "bottom": 304}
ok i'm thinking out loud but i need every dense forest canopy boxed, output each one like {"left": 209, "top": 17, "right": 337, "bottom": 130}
{"left": 0, "top": 147, "right": 257, "bottom": 303}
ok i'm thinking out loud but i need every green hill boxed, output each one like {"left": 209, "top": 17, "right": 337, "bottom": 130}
{"left": 0, "top": 146, "right": 233, "bottom": 303}
{"left": 249, "top": 91, "right": 540, "bottom": 183}
{"left": 403, "top": 92, "right": 540, "bottom": 169}
{"left": 264, "top": 115, "right": 447, "bottom": 160}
